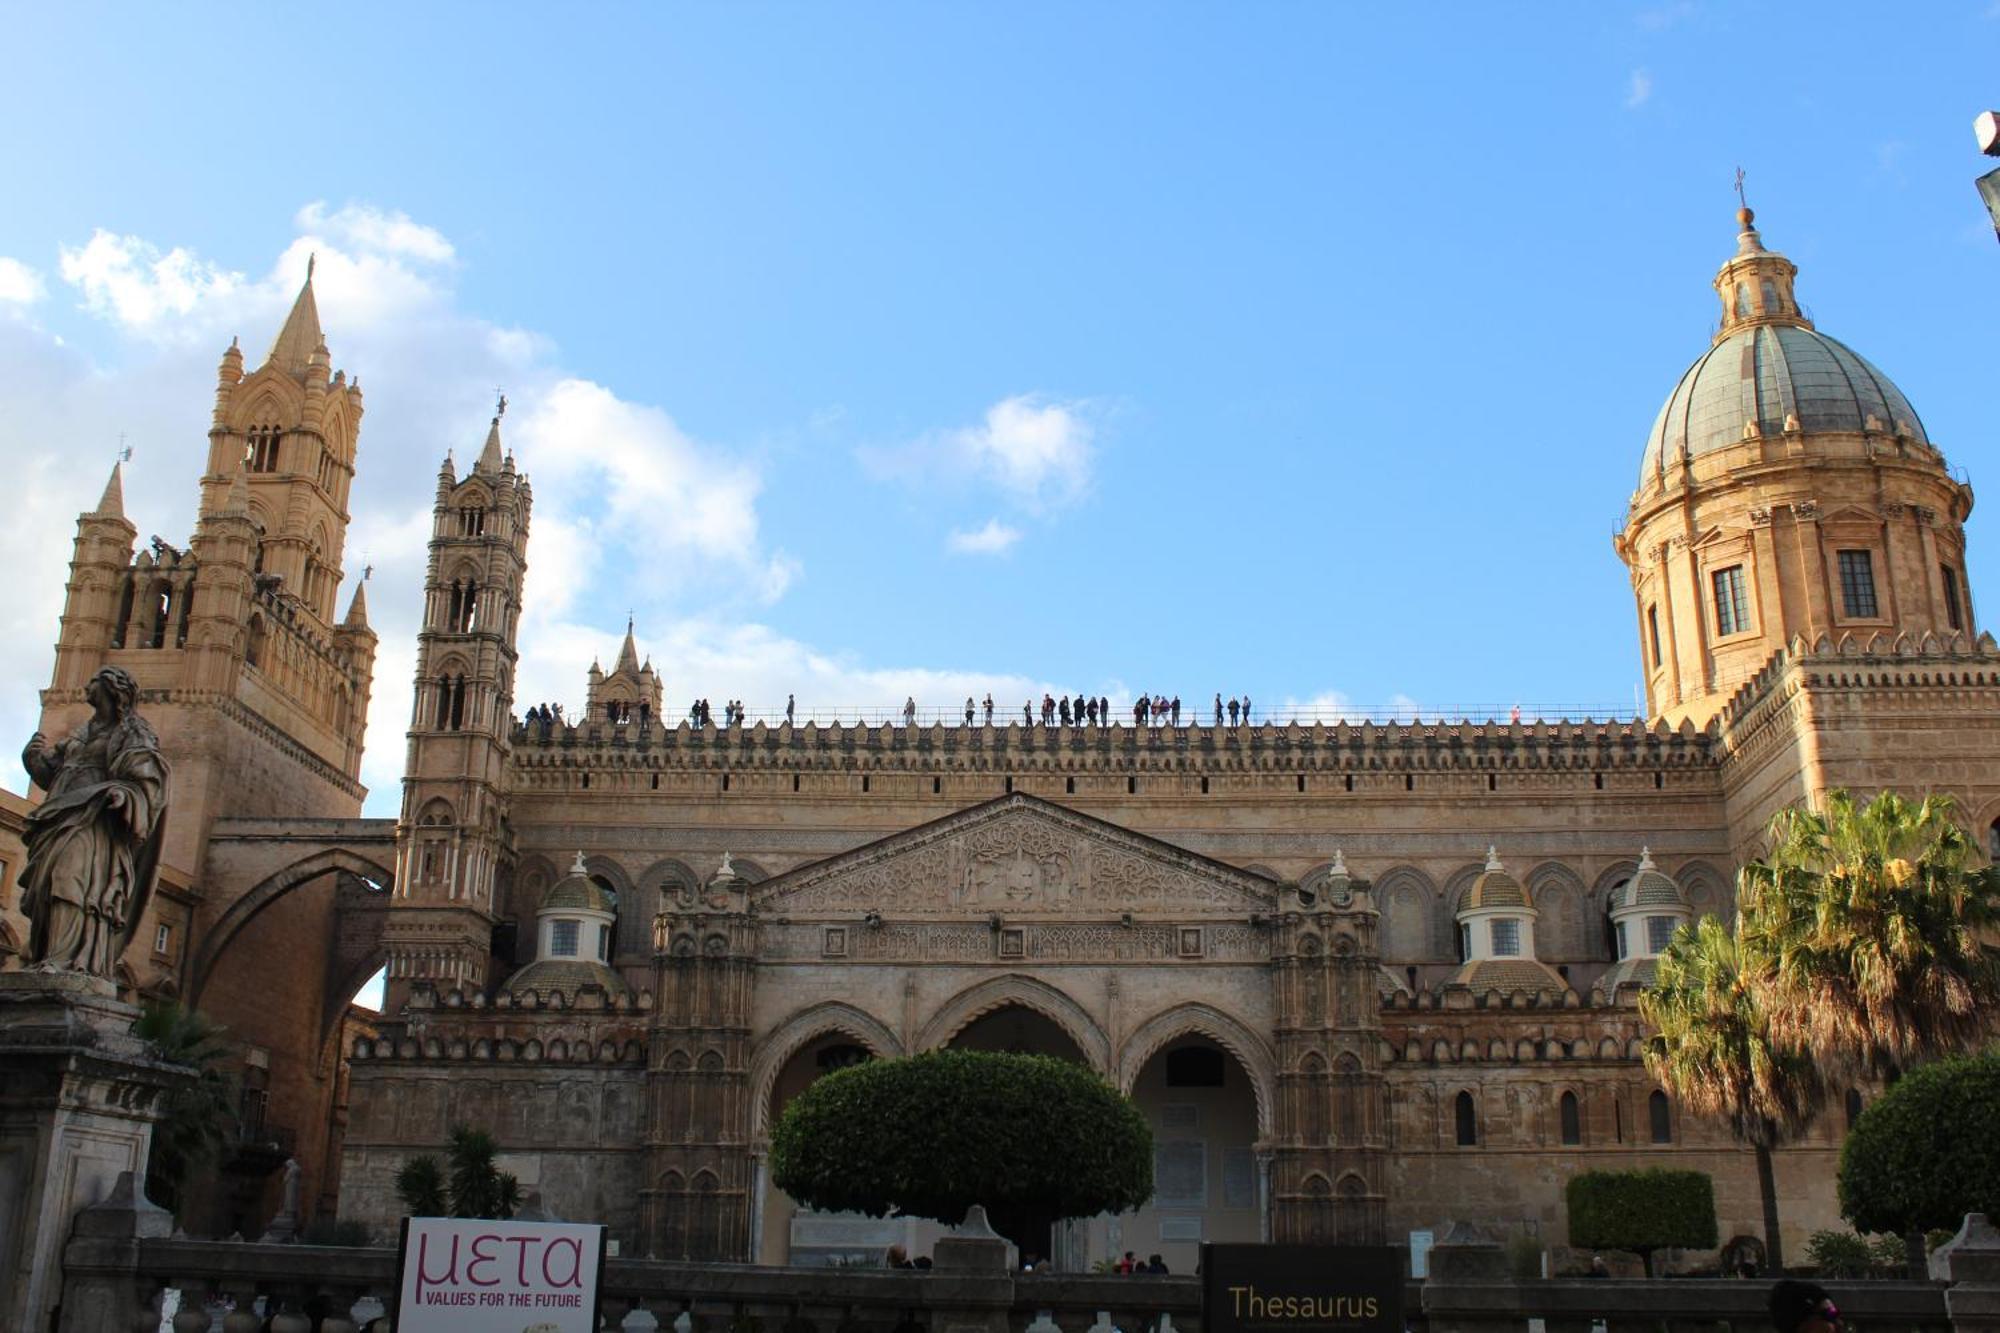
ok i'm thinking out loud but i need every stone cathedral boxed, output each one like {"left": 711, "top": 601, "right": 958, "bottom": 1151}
{"left": 14, "top": 207, "right": 2000, "bottom": 1269}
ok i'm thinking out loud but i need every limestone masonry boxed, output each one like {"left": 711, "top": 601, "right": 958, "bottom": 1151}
{"left": 12, "top": 207, "right": 1998, "bottom": 1269}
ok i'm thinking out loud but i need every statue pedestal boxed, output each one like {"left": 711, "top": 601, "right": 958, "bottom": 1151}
{"left": 0, "top": 970, "right": 188, "bottom": 1333}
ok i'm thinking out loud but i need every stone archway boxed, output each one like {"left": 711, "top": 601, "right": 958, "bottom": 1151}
{"left": 1116, "top": 1002, "right": 1277, "bottom": 1139}
{"left": 914, "top": 974, "right": 1111, "bottom": 1071}
{"left": 187, "top": 847, "right": 395, "bottom": 1005}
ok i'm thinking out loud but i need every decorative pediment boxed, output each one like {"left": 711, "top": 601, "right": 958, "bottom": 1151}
{"left": 754, "top": 793, "right": 1279, "bottom": 919}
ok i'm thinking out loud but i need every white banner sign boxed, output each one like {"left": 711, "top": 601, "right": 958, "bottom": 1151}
{"left": 394, "top": 1218, "right": 605, "bottom": 1333}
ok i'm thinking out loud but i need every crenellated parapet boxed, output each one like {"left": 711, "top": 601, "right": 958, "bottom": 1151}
{"left": 508, "top": 715, "right": 1720, "bottom": 783}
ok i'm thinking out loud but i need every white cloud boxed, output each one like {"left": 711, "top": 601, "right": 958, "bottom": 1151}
{"left": 58, "top": 229, "right": 244, "bottom": 333}
{"left": 1624, "top": 69, "right": 1654, "bottom": 110}
{"left": 947, "top": 518, "right": 1022, "bottom": 555}
{"left": 296, "top": 202, "right": 456, "bottom": 264}
{"left": 0, "top": 258, "right": 46, "bottom": 307}
{"left": 0, "top": 206, "right": 809, "bottom": 811}
{"left": 863, "top": 393, "right": 1097, "bottom": 511}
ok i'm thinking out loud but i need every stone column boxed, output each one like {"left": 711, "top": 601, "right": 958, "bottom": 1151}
{"left": 0, "top": 972, "right": 190, "bottom": 1333}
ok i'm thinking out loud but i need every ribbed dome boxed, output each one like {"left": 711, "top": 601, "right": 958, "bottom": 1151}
{"left": 1613, "top": 865, "right": 1686, "bottom": 911}
{"left": 1640, "top": 324, "right": 1927, "bottom": 482}
{"left": 542, "top": 854, "right": 617, "bottom": 914}
{"left": 1464, "top": 849, "right": 1528, "bottom": 911}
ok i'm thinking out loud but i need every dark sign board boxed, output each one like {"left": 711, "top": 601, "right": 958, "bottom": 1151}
{"left": 1202, "top": 1244, "right": 1404, "bottom": 1333}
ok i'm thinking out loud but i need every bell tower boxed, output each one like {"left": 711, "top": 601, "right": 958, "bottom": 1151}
{"left": 382, "top": 406, "right": 532, "bottom": 1010}
{"left": 202, "top": 258, "right": 363, "bottom": 629}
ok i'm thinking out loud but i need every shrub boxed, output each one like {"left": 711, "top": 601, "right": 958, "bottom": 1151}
{"left": 1566, "top": 1169, "right": 1718, "bottom": 1277}
{"left": 770, "top": 1049, "right": 1153, "bottom": 1224}
{"left": 1804, "top": 1230, "right": 1873, "bottom": 1279}
{"left": 1838, "top": 1053, "right": 2000, "bottom": 1236}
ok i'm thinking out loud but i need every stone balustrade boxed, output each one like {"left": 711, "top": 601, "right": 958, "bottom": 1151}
{"left": 56, "top": 1214, "right": 2000, "bottom": 1333}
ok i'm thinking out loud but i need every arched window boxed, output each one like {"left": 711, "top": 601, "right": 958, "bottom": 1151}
{"left": 457, "top": 506, "right": 486, "bottom": 536}
{"left": 1649, "top": 1090, "right": 1672, "bottom": 1144}
{"left": 1454, "top": 1091, "right": 1477, "bottom": 1147}
{"left": 246, "top": 425, "right": 282, "bottom": 473}
{"left": 147, "top": 581, "right": 171, "bottom": 649}
{"left": 1844, "top": 1088, "right": 1864, "bottom": 1129}
{"left": 1560, "top": 1091, "right": 1581, "bottom": 1146}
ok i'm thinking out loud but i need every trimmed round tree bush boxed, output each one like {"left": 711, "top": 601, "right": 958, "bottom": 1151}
{"left": 1566, "top": 1168, "right": 1718, "bottom": 1276}
{"left": 1838, "top": 1052, "right": 2000, "bottom": 1235}
{"left": 769, "top": 1049, "right": 1153, "bottom": 1225}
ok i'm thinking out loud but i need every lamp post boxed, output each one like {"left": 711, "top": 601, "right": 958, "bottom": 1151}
{"left": 1976, "top": 111, "right": 2000, "bottom": 242}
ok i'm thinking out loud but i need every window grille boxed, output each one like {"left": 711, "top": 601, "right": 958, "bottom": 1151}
{"left": 1837, "top": 550, "right": 1878, "bottom": 618}
{"left": 1943, "top": 565, "right": 1964, "bottom": 631}
{"left": 1712, "top": 565, "right": 1749, "bottom": 636}
{"left": 1490, "top": 919, "right": 1521, "bottom": 957}
{"left": 1646, "top": 916, "right": 1677, "bottom": 953}
{"left": 551, "top": 920, "right": 579, "bottom": 957}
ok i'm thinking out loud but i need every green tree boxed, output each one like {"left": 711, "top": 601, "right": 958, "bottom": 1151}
{"left": 1741, "top": 790, "right": 2000, "bottom": 1082}
{"left": 1837, "top": 1052, "right": 2000, "bottom": 1238}
{"left": 1565, "top": 1169, "right": 1718, "bottom": 1277}
{"left": 1641, "top": 915, "right": 1823, "bottom": 1272}
{"left": 394, "top": 1125, "right": 521, "bottom": 1219}
{"left": 769, "top": 1049, "right": 1153, "bottom": 1225}
{"left": 132, "top": 1001, "right": 238, "bottom": 1218}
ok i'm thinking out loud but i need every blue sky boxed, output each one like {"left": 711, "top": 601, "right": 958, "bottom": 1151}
{"left": 1, "top": 3, "right": 1998, "bottom": 817}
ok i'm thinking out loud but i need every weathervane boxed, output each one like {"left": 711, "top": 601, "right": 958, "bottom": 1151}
{"left": 495, "top": 389, "right": 508, "bottom": 419}
{"left": 117, "top": 433, "right": 131, "bottom": 465}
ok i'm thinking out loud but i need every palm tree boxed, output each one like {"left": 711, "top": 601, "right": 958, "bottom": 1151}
{"left": 132, "top": 1001, "right": 238, "bottom": 1218}
{"left": 394, "top": 1125, "right": 521, "bottom": 1219}
{"left": 1641, "top": 915, "right": 1824, "bottom": 1272}
{"left": 1739, "top": 790, "right": 2000, "bottom": 1083}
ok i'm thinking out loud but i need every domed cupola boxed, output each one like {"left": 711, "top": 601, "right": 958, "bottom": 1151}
{"left": 1616, "top": 201, "right": 1977, "bottom": 726}
{"left": 1449, "top": 848, "right": 1566, "bottom": 996}
{"left": 1601, "top": 849, "right": 1692, "bottom": 994}
{"left": 502, "top": 851, "right": 629, "bottom": 1001}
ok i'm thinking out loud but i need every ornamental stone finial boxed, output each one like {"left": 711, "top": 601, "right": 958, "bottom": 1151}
{"left": 571, "top": 850, "right": 588, "bottom": 876}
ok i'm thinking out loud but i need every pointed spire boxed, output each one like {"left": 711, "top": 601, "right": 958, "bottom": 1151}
{"left": 616, "top": 617, "right": 640, "bottom": 674}
{"left": 476, "top": 414, "right": 504, "bottom": 474}
{"left": 94, "top": 462, "right": 125, "bottom": 519}
{"left": 264, "top": 257, "right": 324, "bottom": 375}
{"left": 342, "top": 579, "right": 370, "bottom": 629}
{"left": 224, "top": 464, "right": 251, "bottom": 517}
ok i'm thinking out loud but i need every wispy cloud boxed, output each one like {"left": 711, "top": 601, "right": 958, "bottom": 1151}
{"left": 862, "top": 393, "right": 1098, "bottom": 512}
{"left": 947, "top": 518, "right": 1022, "bottom": 556}
{"left": 1624, "top": 68, "right": 1654, "bottom": 110}
{"left": 1635, "top": 1, "right": 1696, "bottom": 31}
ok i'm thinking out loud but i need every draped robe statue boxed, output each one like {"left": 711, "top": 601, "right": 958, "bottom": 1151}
{"left": 18, "top": 665, "right": 168, "bottom": 979}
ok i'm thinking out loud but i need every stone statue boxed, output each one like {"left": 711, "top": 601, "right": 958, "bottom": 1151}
{"left": 18, "top": 665, "right": 169, "bottom": 979}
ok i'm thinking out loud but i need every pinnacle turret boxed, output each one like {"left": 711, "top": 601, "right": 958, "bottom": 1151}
{"left": 94, "top": 462, "right": 125, "bottom": 519}
{"left": 265, "top": 256, "right": 325, "bottom": 376}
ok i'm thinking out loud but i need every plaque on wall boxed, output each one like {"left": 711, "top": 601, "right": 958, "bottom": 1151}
{"left": 1221, "top": 1146, "right": 1256, "bottom": 1209}
{"left": 1155, "top": 1140, "right": 1207, "bottom": 1207}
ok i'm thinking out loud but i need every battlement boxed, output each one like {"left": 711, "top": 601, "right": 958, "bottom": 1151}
{"left": 508, "top": 713, "right": 1720, "bottom": 776}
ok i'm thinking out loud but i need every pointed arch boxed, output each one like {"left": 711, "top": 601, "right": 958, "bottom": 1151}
{"left": 1527, "top": 862, "right": 1587, "bottom": 960}
{"left": 1438, "top": 862, "right": 1486, "bottom": 957}
{"left": 748, "top": 1001, "right": 907, "bottom": 1137}
{"left": 186, "top": 847, "right": 395, "bottom": 1004}
{"left": 916, "top": 973, "right": 1110, "bottom": 1071}
{"left": 1373, "top": 866, "right": 1437, "bottom": 962}
{"left": 1115, "top": 1001, "right": 1277, "bottom": 1137}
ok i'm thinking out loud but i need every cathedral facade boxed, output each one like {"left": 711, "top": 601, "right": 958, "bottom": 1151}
{"left": 17, "top": 208, "right": 2000, "bottom": 1267}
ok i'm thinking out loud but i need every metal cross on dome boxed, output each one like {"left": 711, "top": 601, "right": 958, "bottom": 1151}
{"left": 1734, "top": 166, "right": 1748, "bottom": 210}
